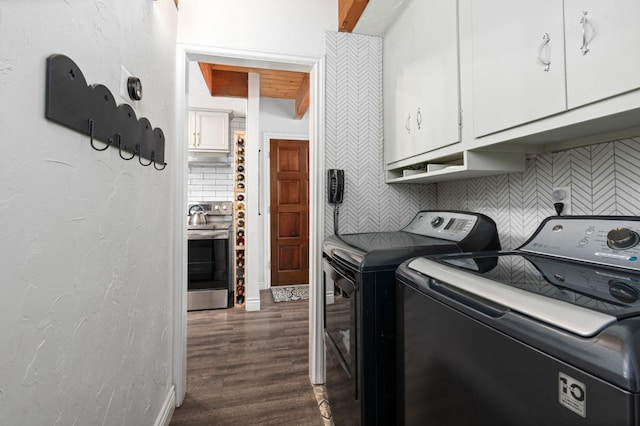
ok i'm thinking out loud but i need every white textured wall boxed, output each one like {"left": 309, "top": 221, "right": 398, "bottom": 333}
{"left": 177, "top": 0, "right": 337, "bottom": 58}
{"left": 0, "top": 1, "right": 177, "bottom": 424}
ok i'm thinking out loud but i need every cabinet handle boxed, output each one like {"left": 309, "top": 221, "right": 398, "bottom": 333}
{"left": 416, "top": 108, "right": 422, "bottom": 130}
{"left": 192, "top": 132, "right": 196, "bottom": 147}
{"left": 580, "top": 11, "right": 590, "bottom": 55}
{"left": 405, "top": 113, "right": 411, "bottom": 134}
{"left": 536, "top": 33, "right": 551, "bottom": 72}
{"left": 197, "top": 132, "right": 201, "bottom": 146}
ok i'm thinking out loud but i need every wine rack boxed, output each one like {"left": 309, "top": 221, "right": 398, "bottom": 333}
{"left": 233, "top": 131, "right": 246, "bottom": 306}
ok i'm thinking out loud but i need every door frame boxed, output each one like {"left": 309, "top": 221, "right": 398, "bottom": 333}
{"left": 173, "top": 44, "right": 326, "bottom": 406}
{"left": 262, "top": 133, "right": 310, "bottom": 290}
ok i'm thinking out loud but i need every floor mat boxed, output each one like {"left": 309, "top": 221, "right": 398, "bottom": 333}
{"left": 270, "top": 285, "right": 309, "bottom": 302}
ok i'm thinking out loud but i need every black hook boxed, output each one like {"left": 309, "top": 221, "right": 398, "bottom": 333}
{"left": 117, "top": 134, "right": 136, "bottom": 160}
{"left": 88, "top": 119, "right": 110, "bottom": 151}
{"left": 137, "top": 144, "right": 153, "bottom": 166}
{"left": 152, "top": 152, "right": 167, "bottom": 171}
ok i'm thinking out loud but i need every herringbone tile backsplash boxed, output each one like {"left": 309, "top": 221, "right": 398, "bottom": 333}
{"left": 325, "top": 32, "right": 437, "bottom": 237}
{"left": 325, "top": 31, "right": 640, "bottom": 248}
{"left": 438, "top": 138, "right": 640, "bottom": 249}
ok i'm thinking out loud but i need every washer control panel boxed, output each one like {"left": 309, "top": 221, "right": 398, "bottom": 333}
{"left": 521, "top": 217, "right": 640, "bottom": 271}
{"left": 402, "top": 211, "right": 479, "bottom": 242}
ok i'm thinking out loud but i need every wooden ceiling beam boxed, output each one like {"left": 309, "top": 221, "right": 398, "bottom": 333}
{"left": 199, "top": 63, "right": 248, "bottom": 98}
{"left": 338, "top": 0, "right": 368, "bottom": 32}
{"left": 198, "top": 62, "right": 310, "bottom": 118}
{"left": 295, "top": 74, "right": 310, "bottom": 119}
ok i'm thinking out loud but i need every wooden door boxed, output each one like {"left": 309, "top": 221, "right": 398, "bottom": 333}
{"left": 270, "top": 139, "right": 309, "bottom": 286}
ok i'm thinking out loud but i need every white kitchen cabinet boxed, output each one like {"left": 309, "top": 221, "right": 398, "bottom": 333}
{"left": 471, "top": 0, "right": 640, "bottom": 138}
{"left": 564, "top": 0, "right": 640, "bottom": 109}
{"left": 188, "top": 110, "right": 229, "bottom": 152}
{"left": 384, "top": 0, "right": 460, "bottom": 166}
{"left": 471, "top": 0, "right": 567, "bottom": 137}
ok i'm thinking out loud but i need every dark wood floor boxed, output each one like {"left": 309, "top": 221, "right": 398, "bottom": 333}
{"left": 170, "top": 290, "right": 324, "bottom": 426}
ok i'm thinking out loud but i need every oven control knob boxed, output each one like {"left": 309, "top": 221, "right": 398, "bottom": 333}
{"left": 607, "top": 227, "right": 640, "bottom": 250}
{"left": 430, "top": 216, "right": 444, "bottom": 228}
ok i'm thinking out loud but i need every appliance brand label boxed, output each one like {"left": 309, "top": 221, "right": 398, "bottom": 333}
{"left": 559, "top": 372, "right": 586, "bottom": 417}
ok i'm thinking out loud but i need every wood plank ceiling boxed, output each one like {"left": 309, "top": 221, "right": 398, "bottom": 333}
{"left": 198, "top": 63, "right": 309, "bottom": 120}
{"left": 197, "top": 0, "right": 367, "bottom": 120}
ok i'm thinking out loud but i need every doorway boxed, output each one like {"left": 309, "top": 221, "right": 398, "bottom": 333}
{"left": 173, "top": 45, "right": 326, "bottom": 406}
{"left": 269, "top": 139, "right": 310, "bottom": 286}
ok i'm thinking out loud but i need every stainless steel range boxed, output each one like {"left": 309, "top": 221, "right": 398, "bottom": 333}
{"left": 187, "top": 201, "right": 233, "bottom": 310}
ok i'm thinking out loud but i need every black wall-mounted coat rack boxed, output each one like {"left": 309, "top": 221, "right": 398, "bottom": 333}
{"left": 45, "top": 54, "right": 167, "bottom": 170}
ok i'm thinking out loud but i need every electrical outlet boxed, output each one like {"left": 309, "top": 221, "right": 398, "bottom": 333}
{"left": 552, "top": 186, "right": 571, "bottom": 215}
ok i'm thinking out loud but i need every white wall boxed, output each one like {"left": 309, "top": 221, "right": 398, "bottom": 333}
{"left": 260, "top": 98, "right": 310, "bottom": 135}
{"left": 0, "top": 1, "right": 177, "bottom": 424}
{"left": 177, "top": 0, "right": 336, "bottom": 59}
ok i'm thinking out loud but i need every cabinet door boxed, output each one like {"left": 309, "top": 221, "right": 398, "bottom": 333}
{"left": 410, "top": 0, "right": 460, "bottom": 155}
{"left": 384, "top": 0, "right": 460, "bottom": 164}
{"left": 384, "top": 12, "right": 414, "bottom": 165}
{"left": 471, "top": 0, "right": 566, "bottom": 137}
{"left": 564, "top": 0, "right": 640, "bottom": 109}
{"left": 194, "top": 111, "right": 229, "bottom": 152}
{"left": 187, "top": 110, "right": 197, "bottom": 148}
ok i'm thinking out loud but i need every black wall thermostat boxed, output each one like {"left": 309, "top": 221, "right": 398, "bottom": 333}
{"left": 127, "top": 76, "right": 143, "bottom": 101}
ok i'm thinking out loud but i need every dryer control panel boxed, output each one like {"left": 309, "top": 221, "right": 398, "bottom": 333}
{"left": 402, "top": 211, "right": 480, "bottom": 242}
{"left": 520, "top": 216, "right": 640, "bottom": 271}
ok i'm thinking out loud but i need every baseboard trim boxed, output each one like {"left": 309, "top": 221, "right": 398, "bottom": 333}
{"left": 245, "top": 296, "right": 261, "bottom": 311}
{"left": 154, "top": 385, "right": 176, "bottom": 426}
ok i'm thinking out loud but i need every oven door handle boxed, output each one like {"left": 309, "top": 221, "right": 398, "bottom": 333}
{"left": 187, "top": 229, "right": 230, "bottom": 240}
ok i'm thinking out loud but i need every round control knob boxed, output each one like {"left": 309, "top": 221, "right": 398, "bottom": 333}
{"left": 607, "top": 227, "right": 640, "bottom": 250}
{"left": 430, "top": 216, "right": 444, "bottom": 228}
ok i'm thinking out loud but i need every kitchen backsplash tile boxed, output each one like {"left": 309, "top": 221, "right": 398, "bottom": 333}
{"left": 187, "top": 117, "right": 245, "bottom": 202}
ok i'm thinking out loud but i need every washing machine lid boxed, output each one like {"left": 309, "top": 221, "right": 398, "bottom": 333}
{"left": 408, "top": 254, "right": 626, "bottom": 337}
{"left": 323, "top": 210, "right": 501, "bottom": 271}
{"left": 324, "top": 232, "right": 459, "bottom": 270}
{"left": 408, "top": 251, "right": 640, "bottom": 338}
{"left": 336, "top": 231, "right": 453, "bottom": 253}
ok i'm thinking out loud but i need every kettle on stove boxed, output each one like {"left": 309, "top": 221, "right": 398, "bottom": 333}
{"left": 188, "top": 205, "right": 207, "bottom": 226}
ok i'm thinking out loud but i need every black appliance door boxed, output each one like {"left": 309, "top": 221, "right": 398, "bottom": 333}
{"left": 324, "top": 257, "right": 360, "bottom": 426}
{"left": 396, "top": 274, "right": 640, "bottom": 426}
{"left": 187, "top": 239, "right": 229, "bottom": 290}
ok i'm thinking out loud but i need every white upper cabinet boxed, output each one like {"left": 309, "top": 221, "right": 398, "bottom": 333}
{"left": 384, "top": 0, "right": 460, "bottom": 165}
{"left": 188, "top": 110, "right": 229, "bottom": 152}
{"left": 564, "top": 0, "right": 640, "bottom": 109}
{"left": 471, "top": 0, "right": 567, "bottom": 137}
